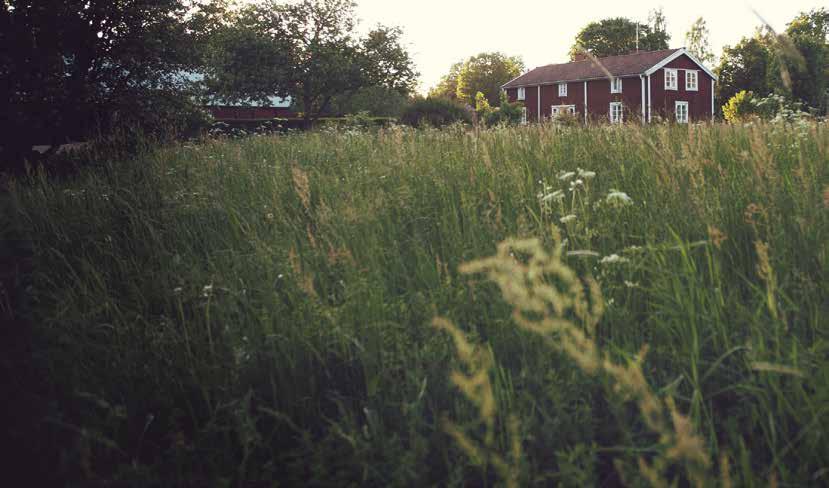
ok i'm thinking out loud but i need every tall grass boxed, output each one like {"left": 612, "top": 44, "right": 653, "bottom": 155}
{"left": 3, "top": 121, "right": 828, "bottom": 485}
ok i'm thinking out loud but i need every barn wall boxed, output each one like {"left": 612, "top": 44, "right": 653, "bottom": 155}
{"left": 586, "top": 77, "right": 644, "bottom": 122}
{"left": 650, "top": 54, "right": 713, "bottom": 122}
{"left": 208, "top": 106, "right": 296, "bottom": 120}
{"left": 539, "top": 81, "right": 585, "bottom": 119}
{"left": 524, "top": 86, "right": 539, "bottom": 121}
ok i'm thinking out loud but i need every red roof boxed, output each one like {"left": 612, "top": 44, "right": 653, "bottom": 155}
{"left": 503, "top": 48, "right": 681, "bottom": 88}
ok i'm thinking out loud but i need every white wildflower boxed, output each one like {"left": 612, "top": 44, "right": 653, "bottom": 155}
{"left": 578, "top": 168, "right": 596, "bottom": 179}
{"left": 559, "top": 214, "right": 577, "bottom": 224}
{"left": 202, "top": 284, "right": 213, "bottom": 297}
{"left": 540, "top": 190, "right": 565, "bottom": 202}
{"left": 557, "top": 171, "right": 576, "bottom": 181}
{"left": 600, "top": 254, "right": 630, "bottom": 264}
{"left": 173, "top": 287, "right": 183, "bottom": 295}
{"left": 566, "top": 250, "right": 600, "bottom": 258}
{"left": 606, "top": 190, "right": 633, "bottom": 206}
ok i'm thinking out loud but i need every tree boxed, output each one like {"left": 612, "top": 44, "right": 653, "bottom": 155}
{"left": 782, "top": 9, "right": 829, "bottom": 113}
{"left": 570, "top": 14, "right": 670, "bottom": 60}
{"left": 205, "top": 0, "right": 417, "bottom": 125}
{"left": 0, "top": 0, "right": 209, "bottom": 167}
{"left": 429, "top": 61, "right": 463, "bottom": 100}
{"left": 327, "top": 86, "right": 411, "bottom": 117}
{"left": 454, "top": 52, "right": 524, "bottom": 107}
{"left": 685, "top": 17, "right": 715, "bottom": 65}
{"left": 715, "top": 34, "right": 773, "bottom": 113}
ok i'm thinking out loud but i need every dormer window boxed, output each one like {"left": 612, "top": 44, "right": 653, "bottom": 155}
{"left": 685, "top": 70, "right": 698, "bottom": 91}
{"left": 664, "top": 69, "right": 678, "bottom": 90}
{"left": 611, "top": 77, "right": 622, "bottom": 93}
{"left": 517, "top": 87, "right": 526, "bottom": 100}
{"left": 558, "top": 83, "right": 567, "bottom": 97}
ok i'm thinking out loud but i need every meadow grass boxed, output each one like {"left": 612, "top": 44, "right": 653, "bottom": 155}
{"left": 3, "top": 121, "right": 828, "bottom": 486}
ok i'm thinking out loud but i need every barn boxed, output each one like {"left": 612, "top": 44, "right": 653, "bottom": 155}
{"left": 206, "top": 96, "right": 297, "bottom": 121}
{"left": 502, "top": 48, "right": 717, "bottom": 124}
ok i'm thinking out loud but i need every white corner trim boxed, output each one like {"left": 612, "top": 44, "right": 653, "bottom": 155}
{"left": 584, "top": 81, "right": 588, "bottom": 124}
{"left": 640, "top": 75, "right": 646, "bottom": 122}
{"left": 537, "top": 85, "right": 541, "bottom": 122}
{"left": 647, "top": 74, "right": 652, "bottom": 123}
{"left": 644, "top": 48, "right": 718, "bottom": 81}
{"left": 711, "top": 79, "right": 715, "bottom": 121}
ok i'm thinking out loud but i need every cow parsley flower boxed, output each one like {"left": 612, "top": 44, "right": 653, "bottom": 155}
{"left": 577, "top": 168, "right": 596, "bottom": 179}
{"left": 540, "top": 190, "right": 565, "bottom": 202}
{"left": 606, "top": 190, "right": 633, "bottom": 206}
{"left": 566, "top": 250, "right": 600, "bottom": 258}
{"left": 600, "top": 254, "right": 629, "bottom": 264}
{"left": 558, "top": 171, "right": 576, "bottom": 181}
{"left": 559, "top": 214, "right": 577, "bottom": 224}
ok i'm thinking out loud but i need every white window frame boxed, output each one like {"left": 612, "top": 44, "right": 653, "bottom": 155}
{"left": 609, "top": 102, "right": 623, "bottom": 124}
{"left": 551, "top": 104, "right": 576, "bottom": 118}
{"left": 611, "top": 77, "right": 623, "bottom": 94}
{"left": 675, "top": 101, "right": 689, "bottom": 123}
{"left": 685, "top": 70, "right": 698, "bottom": 91}
{"left": 664, "top": 68, "right": 678, "bottom": 90}
{"left": 517, "top": 87, "right": 526, "bottom": 100}
{"left": 520, "top": 107, "right": 528, "bottom": 124}
{"left": 558, "top": 83, "right": 567, "bottom": 97}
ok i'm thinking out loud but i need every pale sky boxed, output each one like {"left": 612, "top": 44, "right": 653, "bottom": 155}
{"left": 352, "top": 0, "right": 823, "bottom": 93}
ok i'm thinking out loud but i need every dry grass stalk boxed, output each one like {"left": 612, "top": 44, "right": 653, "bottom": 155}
{"left": 291, "top": 165, "right": 311, "bottom": 211}
{"left": 439, "top": 230, "right": 716, "bottom": 486}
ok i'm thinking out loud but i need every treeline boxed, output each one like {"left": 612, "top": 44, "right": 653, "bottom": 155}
{"left": 0, "top": 0, "right": 419, "bottom": 168}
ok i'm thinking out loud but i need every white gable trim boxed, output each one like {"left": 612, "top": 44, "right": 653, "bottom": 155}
{"left": 644, "top": 48, "right": 717, "bottom": 81}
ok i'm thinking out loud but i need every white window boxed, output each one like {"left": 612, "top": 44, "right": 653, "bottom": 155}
{"left": 675, "top": 101, "right": 689, "bottom": 123}
{"left": 517, "top": 87, "right": 526, "bottom": 100}
{"left": 685, "top": 70, "right": 698, "bottom": 91}
{"left": 611, "top": 77, "right": 623, "bottom": 94}
{"left": 609, "top": 102, "right": 623, "bottom": 124}
{"left": 664, "top": 69, "right": 678, "bottom": 90}
{"left": 558, "top": 83, "right": 567, "bottom": 97}
{"left": 551, "top": 105, "right": 576, "bottom": 118}
{"left": 521, "top": 107, "right": 527, "bottom": 124}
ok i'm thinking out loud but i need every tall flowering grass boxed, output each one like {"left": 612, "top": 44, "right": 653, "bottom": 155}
{"left": 2, "top": 121, "right": 827, "bottom": 485}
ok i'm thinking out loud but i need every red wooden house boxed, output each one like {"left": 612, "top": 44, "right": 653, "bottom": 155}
{"left": 502, "top": 48, "right": 716, "bottom": 124}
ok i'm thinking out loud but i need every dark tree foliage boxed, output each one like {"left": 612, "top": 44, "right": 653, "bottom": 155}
{"left": 716, "top": 8, "right": 828, "bottom": 116}
{"left": 204, "top": 0, "right": 417, "bottom": 124}
{"left": 399, "top": 97, "right": 472, "bottom": 128}
{"left": 0, "top": 0, "right": 209, "bottom": 168}
{"left": 715, "top": 35, "right": 773, "bottom": 112}
{"left": 781, "top": 9, "right": 829, "bottom": 114}
{"left": 429, "top": 61, "right": 463, "bottom": 101}
{"left": 455, "top": 52, "right": 524, "bottom": 107}
{"left": 569, "top": 15, "right": 670, "bottom": 60}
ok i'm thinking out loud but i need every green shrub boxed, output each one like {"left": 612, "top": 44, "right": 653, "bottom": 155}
{"left": 722, "top": 90, "right": 756, "bottom": 122}
{"left": 723, "top": 91, "right": 809, "bottom": 123}
{"left": 482, "top": 91, "right": 525, "bottom": 126}
{"left": 400, "top": 97, "right": 472, "bottom": 128}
